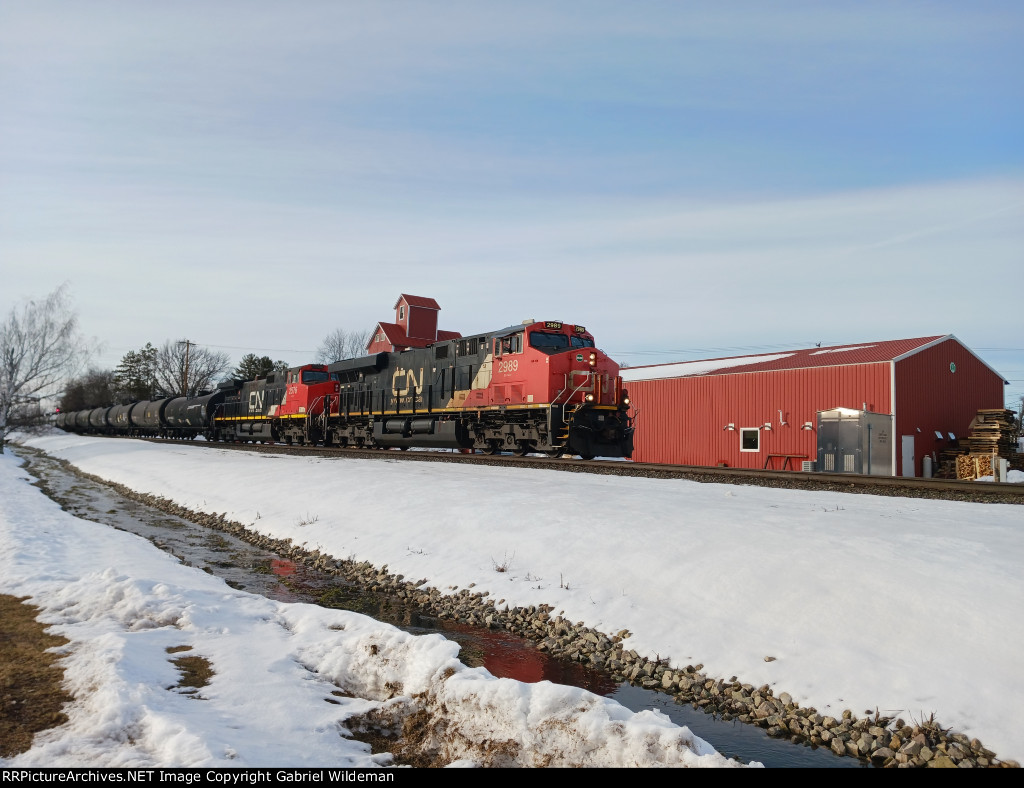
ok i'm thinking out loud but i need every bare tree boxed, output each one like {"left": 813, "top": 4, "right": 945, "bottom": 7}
{"left": 150, "top": 339, "right": 230, "bottom": 398}
{"left": 315, "top": 328, "right": 372, "bottom": 364}
{"left": 0, "top": 285, "right": 94, "bottom": 451}
{"left": 60, "top": 368, "right": 119, "bottom": 412}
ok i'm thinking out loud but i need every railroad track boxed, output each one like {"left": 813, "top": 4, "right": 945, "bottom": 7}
{"left": 142, "top": 437, "right": 1024, "bottom": 505}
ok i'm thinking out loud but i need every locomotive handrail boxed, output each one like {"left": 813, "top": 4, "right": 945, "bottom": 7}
{"left": 554, "top": 371, "right": 594, "bottom": 408}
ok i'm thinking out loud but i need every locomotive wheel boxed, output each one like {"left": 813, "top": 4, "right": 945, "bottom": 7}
{"left": 513, "top": 442, "right": 534, "bottom": 457}
{"left": 484, "top": 442, "right": 501, "bottom": 455}
{"left": 545, "top": 448, "right": 565, "bottom": 458}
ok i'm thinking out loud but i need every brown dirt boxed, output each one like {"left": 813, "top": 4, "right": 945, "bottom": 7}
{"left": 166, "top": 645, "right": 214, "bottom": 697}
{"left": 0, "top": 594, "right": 73, "bottom": 757}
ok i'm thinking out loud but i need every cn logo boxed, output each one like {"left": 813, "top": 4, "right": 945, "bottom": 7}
{"left": 248, "top": 390, "right": 265, "bottom": 413}
{"left": 391, "top": 368, "right": 424, "bottom": 396}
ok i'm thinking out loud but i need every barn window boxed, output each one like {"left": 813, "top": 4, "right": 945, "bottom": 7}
{"left": 740, "top": 428, "right": 760, "bottom": 452}
{"left": 399, "top": 306, "right": 406, "bottom": 320}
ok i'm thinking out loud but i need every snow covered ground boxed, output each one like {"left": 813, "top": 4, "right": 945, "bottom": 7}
{"left": 3, "top": 432, "right": 1023, "bottom": 767}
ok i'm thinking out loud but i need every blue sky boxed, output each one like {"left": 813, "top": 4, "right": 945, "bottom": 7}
{"left": 1, "top": 1, "right": 1022, "bottom": 407}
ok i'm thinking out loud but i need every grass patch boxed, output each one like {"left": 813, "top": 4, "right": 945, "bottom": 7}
{"left": 0, "top": 594, "right": 73, "bottom": 758}
{"left": 166, "top": 646, "right": 214, "bottom": 697}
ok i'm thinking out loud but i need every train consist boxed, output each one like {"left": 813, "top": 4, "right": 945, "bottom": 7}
{"left": 57, "top": 319, "right": 634, "bottom": 459}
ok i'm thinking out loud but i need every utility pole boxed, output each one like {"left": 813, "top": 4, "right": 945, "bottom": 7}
{"left": 178, "top": 339, "right": 193, "bottom": 396}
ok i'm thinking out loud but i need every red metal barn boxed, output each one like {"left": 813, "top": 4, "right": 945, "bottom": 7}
{"left": 367, "top": 294, "right": 462, "bottom": 354}
{"left": 621, "top": 336, "right": 1007, "bottom": 476}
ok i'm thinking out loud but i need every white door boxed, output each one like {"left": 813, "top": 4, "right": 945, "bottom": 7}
{"left": 901, "top": 435, "right": 915, "bottom": 477}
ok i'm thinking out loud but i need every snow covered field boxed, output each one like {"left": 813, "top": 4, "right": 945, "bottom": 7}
{"left": 3, "top": 432, "right": 1023, "bottom": 767}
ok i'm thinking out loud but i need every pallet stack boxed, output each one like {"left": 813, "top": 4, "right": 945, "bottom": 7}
{"left": 952, "top": 409, "right": 1022, "bottom": 480}
{"left": 966, "top": 409, "right": 1019, "bottom": 457}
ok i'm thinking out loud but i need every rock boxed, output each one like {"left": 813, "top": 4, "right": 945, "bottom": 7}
{"left": 68, "top": 464, "right": 1011, "bottom": 772}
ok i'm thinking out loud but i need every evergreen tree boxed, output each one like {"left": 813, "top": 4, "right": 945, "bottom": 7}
{"left": 233, "top": 354, "right": 288, "bottom": 381}
{"left": 114, "top": 343, "right": 157, "bottom": 401}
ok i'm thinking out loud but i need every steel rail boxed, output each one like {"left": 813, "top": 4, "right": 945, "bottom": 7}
{"left": 132, "top": 437, "right": 1024, "bottom": 503}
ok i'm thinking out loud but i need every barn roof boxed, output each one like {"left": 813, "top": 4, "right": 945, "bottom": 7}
{"left": 373, "top": 322, "right": 434, "bottom": 349}
{"left": 620, "top": 335, "right": 967, "bottom": 382}
{"left": 371, "top": 322, "right": 462, "bottom": 350}
{"left": 394, "top": 294, "right": 441, "bottom": 310}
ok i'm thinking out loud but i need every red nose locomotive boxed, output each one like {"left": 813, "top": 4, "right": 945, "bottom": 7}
{"left": 57, "top": 319, "right": 635, "bottom": 459}
{"left": 212, "top": 319, "right": 633, "bottom": 458}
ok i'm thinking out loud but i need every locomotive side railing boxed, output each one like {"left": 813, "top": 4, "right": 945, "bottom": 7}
{"left": 553, "top": 371, "right": 594, "bottom": 406}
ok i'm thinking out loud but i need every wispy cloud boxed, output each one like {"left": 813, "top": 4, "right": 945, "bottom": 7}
{"left": 1, "top": 2, "right": 1021, "bottom": 402}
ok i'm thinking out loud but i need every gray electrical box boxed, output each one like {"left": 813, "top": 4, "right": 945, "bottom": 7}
{"left": 817, "top": 407, "right": 893, "bottom": 476}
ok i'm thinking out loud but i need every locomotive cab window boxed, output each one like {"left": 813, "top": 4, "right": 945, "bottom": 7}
{"left": 570, "top": 335, "right": 595, "bottom": 349}
{"left": 301, "top": 370, "right": 329, "bottom": 384}
{"left": 497, "top": 333, "right": 523, "bottom": 356}
{"left": 740, "top": 428, "right": 760, "bottom": 452}
{"left": 529, "top": 331, "right": 570, "bottom": 353}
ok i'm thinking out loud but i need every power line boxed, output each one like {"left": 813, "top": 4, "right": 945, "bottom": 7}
{"left": 195, "top": 342, "right": 316, "bottom": 354}
{"left": 607, "top": 341, "right": 819, "bottom": 357}
{"left": 101, "top": 341, "right": 316, "bottom": 355}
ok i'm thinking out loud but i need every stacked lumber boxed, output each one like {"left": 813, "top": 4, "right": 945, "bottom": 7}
{"left": 936, "top": 409, "right": 1021, "bottom": 479}
{"left": 966, "top": 409, "right": 1019, "bottom": 457}
{"left": 934, "top": 448, "right": 965, "bottom": 479}
{"left": 956, "top": 454, "right": 994, "bottom": 480}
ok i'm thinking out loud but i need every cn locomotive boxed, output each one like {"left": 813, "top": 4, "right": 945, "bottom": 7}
{"left": 57, "top": 319, "right": 634, "bottom": 459}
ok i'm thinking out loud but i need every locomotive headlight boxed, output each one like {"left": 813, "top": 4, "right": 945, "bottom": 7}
{"left": 585, "top": 394, "right": 594, "bottom": 402}
{"left": 623, "top": 397, "right": 630, "bottom": 405}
